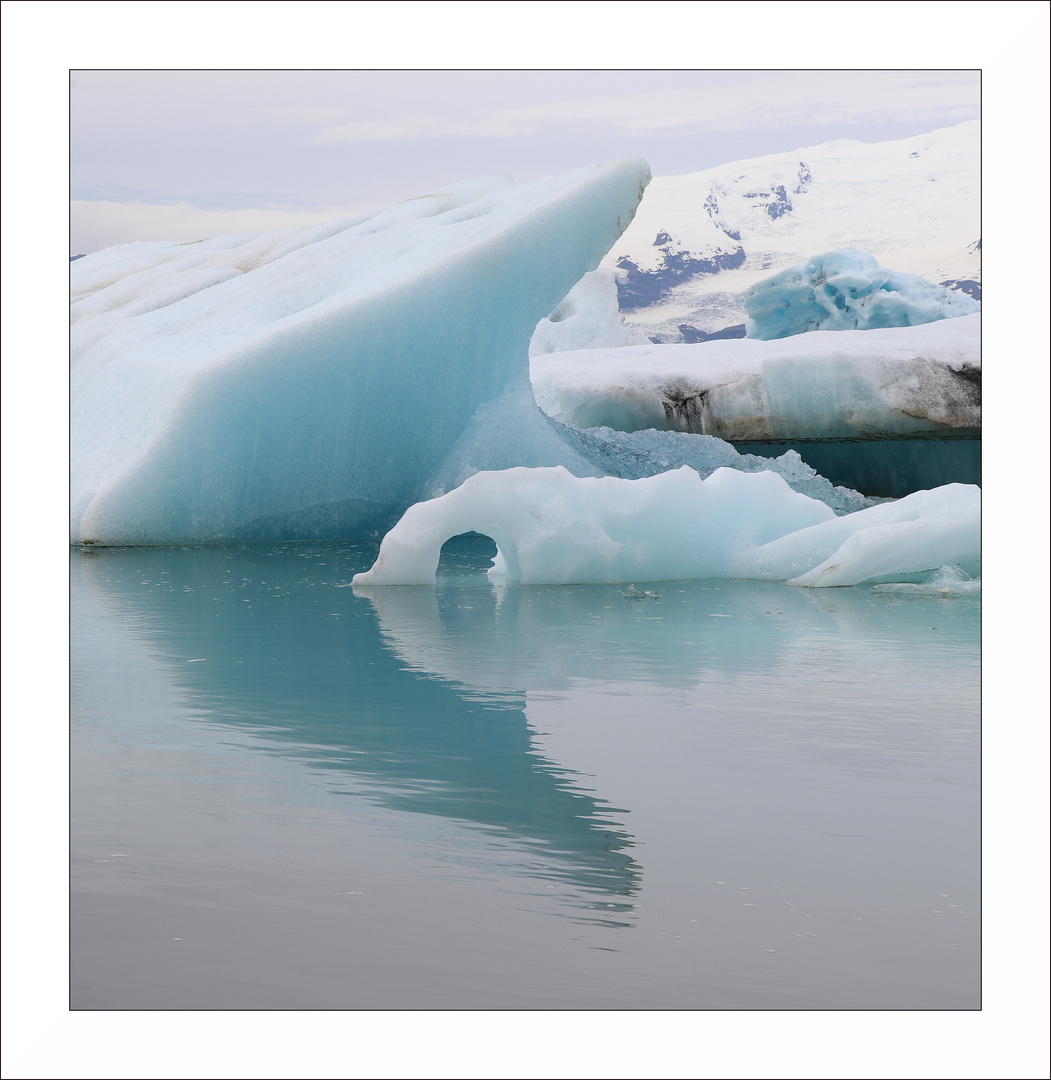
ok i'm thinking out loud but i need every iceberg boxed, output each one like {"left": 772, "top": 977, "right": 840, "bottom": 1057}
{"left": 533, "top": 315, "right": 980, "bottom": 440}
{"left": 531, "top": 314, "right": 980, "bottom": 496}
{"left": 743, "top": 248, "right": 979, "bottom": 340}
{"left": 70, "top": 160, "right": 650, "bottom": 545}
{"left": 351, "top": 465, "right": 980, "bottom": 588}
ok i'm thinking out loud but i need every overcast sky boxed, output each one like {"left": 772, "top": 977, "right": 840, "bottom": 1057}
{"left": 70, "top": 68, "right": 980, "bottom": 253}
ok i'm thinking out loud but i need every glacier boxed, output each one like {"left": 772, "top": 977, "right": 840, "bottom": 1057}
{"left": 70, "top": 161, "right": 651, "bottom": 545}
{"left": 742, "top": 248, "right": 979, "bottom": 340}
{"left": 594, "top": 121, "right": 979, "bottom": 343}
{"left": 351, "top": 466, "right": 980, "bottom": 588}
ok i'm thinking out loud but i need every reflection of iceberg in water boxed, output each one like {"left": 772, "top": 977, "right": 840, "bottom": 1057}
{"left": 360, "top": 536, "right": 979, "bottom": 770}
{"left": 73, "top": 534, "right": 979, "bottom": 1007}
{"left": 362, "top": 552, "right": 979, "bottom": 692}
{"left": 74, "top": 544, "right": 640, "bottom": 915}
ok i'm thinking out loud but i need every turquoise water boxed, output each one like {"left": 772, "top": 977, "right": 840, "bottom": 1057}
{"left": 70, "top": 537, "right": 979, "bottom": 1009}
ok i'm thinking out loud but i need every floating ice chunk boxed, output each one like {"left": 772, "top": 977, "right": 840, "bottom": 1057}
{"left": 531, "top": 314, "right": 981, "bottom": 443}
{"left": 742, "top": 485, "right": 980, "bottom": 587}
{"left": 743, "top": 248, "right": 979, "bottom": 340}
{"left": 623, "top": 585, "right": 661, "bottom": 600}
{"left": 352, "top": 465, "right": 832, "bottom": 586}
{"left": 352, "top": 466, "right": 979, "bottom": 588}
{"left": 70, "top": 160, "right": 650, "bottom": 545}
{"left": 871, "top": 563, "right": 980, "bottom": 596}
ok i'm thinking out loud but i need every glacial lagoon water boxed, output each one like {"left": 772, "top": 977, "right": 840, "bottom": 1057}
{"left": 70, "top": 536, "right": 979, "bottom": 1009}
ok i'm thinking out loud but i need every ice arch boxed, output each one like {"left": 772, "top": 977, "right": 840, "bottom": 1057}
{"left": 351, "top": 466, "right": 980, "bottom": 588}
{"left": 352, "top": 465, "right": 836, "bottom": 587}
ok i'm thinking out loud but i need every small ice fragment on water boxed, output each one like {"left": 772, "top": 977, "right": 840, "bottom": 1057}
{"left": 186, "top": 658, "right": 206, "bottom": 663}
{"left": 709, "top": 613, "right": 731, "bottom": 617}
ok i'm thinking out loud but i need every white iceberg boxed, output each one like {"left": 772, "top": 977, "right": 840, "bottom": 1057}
{"left": 743, "top": 248, "right": 979, "bottom": 340}
{"left": 531, "top": 314, "right": 981, "bottom": 443}
{"left": 351, "top": 465, "right": 980, "bottom": 588}
{"left": 70, "top": 160, "right": 650, "bottom": 545}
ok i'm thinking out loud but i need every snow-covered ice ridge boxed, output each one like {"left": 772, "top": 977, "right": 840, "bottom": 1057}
{"left": 593, "top": 121, "right": 979, "bottom": 343}
{"left": 70, "top": 161, "right": 652, "bottom": 545}
{"left": 352, "top": 466, "right": 980, "bottom": 589}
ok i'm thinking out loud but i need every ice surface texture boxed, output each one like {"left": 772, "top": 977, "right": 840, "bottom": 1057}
{"left": 532, "top": 314, "right": 980, "bottom": 443}
{"left": 70, "top": 161, "right": 650, "bottom": 544}
{"left": 742, "top": 248, "right": 979, "bottom": 340}
{"left": 529, "top": 269, "right": 650, "bottom": 355}
{"left": 872, "top": 563, "right": 980, "bottom": 596}
{"left": 351, "top": 466, "right": 980, "bottom": 588}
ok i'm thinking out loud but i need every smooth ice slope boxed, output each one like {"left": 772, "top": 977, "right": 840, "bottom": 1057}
{"left": 743, "top": 249, "right": 979, "bottom": 340}
{"left": 532, "top": 314, "right": 981, "bottom": 442}
{"left": 351, "top": 466, "right": 980, "bottom": 588}
{"left": 70, "top": 161, "right": 650, "bottom": 544}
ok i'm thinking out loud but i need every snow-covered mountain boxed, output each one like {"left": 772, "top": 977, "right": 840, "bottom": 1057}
{"left": 599, "top": 121, "right": 979, "bottom": 342}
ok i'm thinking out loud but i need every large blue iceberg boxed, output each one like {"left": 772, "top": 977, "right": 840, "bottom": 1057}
{"left": 743, "top": 248, "right": 979, "bottom": 341}
{"left": 70, "top": 162, "right": 651, "bottom": 545}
